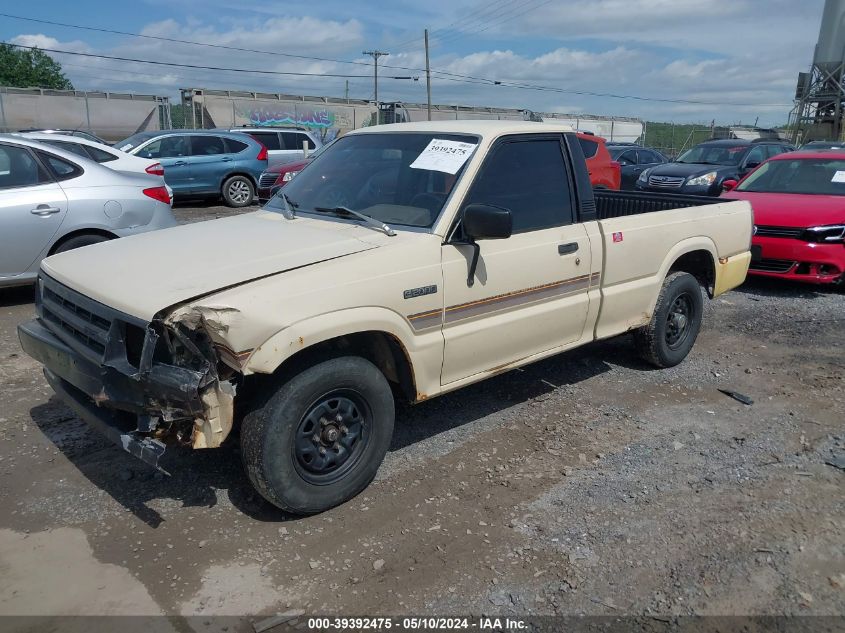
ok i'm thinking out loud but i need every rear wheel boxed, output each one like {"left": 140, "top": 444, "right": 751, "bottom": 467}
{"left": 634, "top": 271, "right": 704, "bottom": 368}
{"left": 53, "top": 234, "right": 112, "bottom": 254}
{"left": 222, "top": 175, "right": 255, "bottom": 207}
{"left": 241, "top": 356, "right": 394, "bottom": 514}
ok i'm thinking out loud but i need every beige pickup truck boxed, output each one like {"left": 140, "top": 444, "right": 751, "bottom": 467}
{"left": 19, "top": 121, "right": 752, "bottom": 514}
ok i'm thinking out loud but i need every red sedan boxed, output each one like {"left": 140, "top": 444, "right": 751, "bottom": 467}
{"left": 721, "top": 150, "right": 845, "bottom": 285}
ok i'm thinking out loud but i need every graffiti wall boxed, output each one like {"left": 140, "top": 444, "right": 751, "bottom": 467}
{"left": 195, "top": 92, "right": 375, "bottom": 142}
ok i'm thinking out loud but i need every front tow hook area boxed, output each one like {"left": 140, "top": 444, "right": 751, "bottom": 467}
{"left": 44, "top": 369, "right": 170, "bottom": 475}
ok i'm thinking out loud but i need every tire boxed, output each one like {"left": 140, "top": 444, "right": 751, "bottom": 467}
{"left": 241, "top": 356, "right": 395, "bottom": 514}
{"left": 53, "top": 234, "right": 111, "bottom": 254}
{"left": 634, "top": 271, "right": 704, "bottom": 368}
{"left": 222, "top": 175, "right": 255, "bottom": 207}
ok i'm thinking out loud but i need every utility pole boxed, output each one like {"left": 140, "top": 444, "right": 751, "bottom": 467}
{"left": 345, "top": 80, "right": 349, "bottom": 100}
{"left": 362, "top": 49, "right": 389, "bottom": 108}
{"left": 424, "top": 29, "right": 432, "bottom": 121}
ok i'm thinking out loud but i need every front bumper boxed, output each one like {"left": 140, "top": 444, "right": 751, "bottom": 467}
{"left": 18, "top": 317, "right": 207, "bottom": 471}
{"left": 749, "top": 237, "right": 845, "bottom": 284}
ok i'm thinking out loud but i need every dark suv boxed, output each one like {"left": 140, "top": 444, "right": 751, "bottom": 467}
{"left": 635, "top": 139, "right": 794, "bottom": 196}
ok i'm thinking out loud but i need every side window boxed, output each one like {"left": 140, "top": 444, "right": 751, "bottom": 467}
{"left": 578, "top": 137, "right": 599, "bottom": 159}
{"left": 224, "top": 138, "right": 249, "bottom": 154}
{"left": 640, "top": 150, "right": 660, "bottom": 164}
{"left": 190, "top": 136, "right": 226, "bottom": 156}
{"left": 0, "top": 144, "right": 50, "bottom": 189}
{"left": 141, "top": 136, "right": 189, "bottom": 159}
{"left": 84, "top": 145, "right": 119, "bottom": 163}
{"left": 36, "top": 151, "right": 82, "bottom": 181}
{"left": 44, "top": 140, "right": 89, "bottom": 159}
{"left": 462, "top": 138, "right": 573, "bottom": 234}
{"left": 617, "top": 150, "right": 637, "bottom": 166}
{"left": 765, "top": 145, "right": 786, "bottom": 159}
{"left": 281, "top": 132, "right": 316, "bottom": 150}
{"left": 247, "top": 132, "right": 281, "bottom": 150}
{"left": 744, "top": 146, "right": 766, "bottom": 166}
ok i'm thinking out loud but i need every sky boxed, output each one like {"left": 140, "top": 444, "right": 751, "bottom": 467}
{"left": 0, "top": 0, "right": 828, "bottom": 126}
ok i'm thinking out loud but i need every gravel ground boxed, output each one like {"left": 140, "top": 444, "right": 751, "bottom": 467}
{"left": 0, "top": 203, "right": 843, "bottom": 630}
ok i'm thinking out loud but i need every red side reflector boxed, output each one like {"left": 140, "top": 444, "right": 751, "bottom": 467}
{"left": 256, "top": 144, "right": 268, "bottom": 161}
{"left": 145, "top": 162, "right": 165, "bottom": 176}
{"left": 143, "top": 186, "right": 171, "bottom": 204}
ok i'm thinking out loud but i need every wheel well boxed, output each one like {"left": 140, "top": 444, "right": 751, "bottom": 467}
{"left": 49, "top": 228, "right": 117, "bottom": 255}
{"left": 221, "top": 172, "right": 258, "bottom": 191}
{"left": 265, "top": 331, "right": 417, "bottom": 403}
{"left": 669, "top": 250, "right": 715, "bottom": 297}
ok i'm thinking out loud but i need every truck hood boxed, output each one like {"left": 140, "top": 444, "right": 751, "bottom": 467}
{"left": 721, "top": 191, "right": 845, "bottom": 227}
{"left": 41, "top": 211, "right": 380, "bottom": 321}
{"left": 649, "top": 162, "right": 735, "bottom": 179}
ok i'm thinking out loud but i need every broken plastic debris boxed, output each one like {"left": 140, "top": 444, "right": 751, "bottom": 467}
{"left": 718, "top": 389, "right": 754, "bottom": 405}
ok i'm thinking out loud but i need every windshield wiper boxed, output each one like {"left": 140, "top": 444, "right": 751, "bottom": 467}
{"left": 313, "top": 206, "right": 396, "bottom": 237}
{"left": 277, "top": 193, "right": 298, "bottom": 220}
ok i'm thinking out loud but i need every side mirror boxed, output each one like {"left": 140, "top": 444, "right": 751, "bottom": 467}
{"left": 722, "top": 179, "right": 738, "bottom": 191}
{"left": 463, "top": 203, "right": 512, "bottom": 240}
{"left": 456, "top": 204, "right": 512, "bottom": 287}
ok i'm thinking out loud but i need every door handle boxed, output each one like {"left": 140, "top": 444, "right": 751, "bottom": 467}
{"left": 31, "top": 205, "right": 61, "bottom": 216}
{"left": 221, "top": 157, "right": 233, "bottom": 162}
{"left": 173, "top": 160, "right": 187, "bottom": 166}
{"left": 558, "top": 242, "right": 579, "bottom": 255}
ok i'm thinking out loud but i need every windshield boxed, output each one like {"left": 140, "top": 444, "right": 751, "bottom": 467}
{"left": 737, "top": 158, "right": 845, "bottom": 195}
{"left": 677, "top": 144, "right": 746, "bottom": 166}
{"left": 114, "top": 133, "right": 153, "bottom": 152}
{"left": 265, "top": 132, "right": 478, "bottom": 228}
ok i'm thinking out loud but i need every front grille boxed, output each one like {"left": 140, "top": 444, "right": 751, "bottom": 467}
{"left": 648, "top": 175, "right": 685, "bottom": 188}
{"left": 258, "top": 172, "right": 278, "bottom": 188}
{"left": 749, "top": 258, "right": 795, "bottom": 273}
{"left": 755, "top": 225, "right": 804, "bottom": 239}
{"left": 39, "top": 276, "right": 114, "bottom": 358}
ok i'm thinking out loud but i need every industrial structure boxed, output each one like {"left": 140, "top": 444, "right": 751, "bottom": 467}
{"left": 791, "top": 0, "right": 845, "bottom": 142}
{"left": 0, "top": 87, "right": 170, "bottom": 142}
{"left": 179, "top": 88, "right": 645, "bottom": 143}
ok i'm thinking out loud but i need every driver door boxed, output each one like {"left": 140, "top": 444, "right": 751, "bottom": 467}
{"left": 440, "top": 135, "right": 593, "bottom": 385}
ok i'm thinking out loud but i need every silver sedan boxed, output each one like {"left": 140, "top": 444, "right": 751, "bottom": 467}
{"left": 0, "top": 135, "right": 178, "bottom": 288}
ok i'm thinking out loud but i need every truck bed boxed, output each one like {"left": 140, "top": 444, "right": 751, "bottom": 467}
{"left": 593, "top": 190, "right": 721, "bottom": 220}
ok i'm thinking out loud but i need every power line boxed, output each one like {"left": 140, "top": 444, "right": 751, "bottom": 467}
{"left": 3, "top": 43, "right": 418, "bottom": 81}
{"left": 1, "top": 17, "right": 794, "bottom": 108}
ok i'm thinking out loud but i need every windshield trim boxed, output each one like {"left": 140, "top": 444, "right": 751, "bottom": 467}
{"left": 264, "top": 131, "right": 482, "bottom": 234}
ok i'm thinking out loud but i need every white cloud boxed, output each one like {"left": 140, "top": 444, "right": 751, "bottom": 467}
{"left": 5, "top": 0, "right": 827, "bottom": 126}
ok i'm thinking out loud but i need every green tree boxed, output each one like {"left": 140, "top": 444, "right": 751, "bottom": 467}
{"left": 0, "top": 44, "right": 73, "bottom": 90}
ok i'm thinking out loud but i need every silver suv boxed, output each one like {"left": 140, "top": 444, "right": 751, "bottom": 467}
{"left": 225, "top": 127, "right": 322, "bottom": 167}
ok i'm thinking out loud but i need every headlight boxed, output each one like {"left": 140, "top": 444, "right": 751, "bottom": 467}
{"left": 801, "top": 224, "right": 845, "bottom": 243}
{"left": 638, "top": 168, "right": 652, "bottom": 182}
{"left": 686, "top": 171, "right": 718, "bottom": 187}
{"left": 282, "top": 170, "right": 300, "bottom": 182}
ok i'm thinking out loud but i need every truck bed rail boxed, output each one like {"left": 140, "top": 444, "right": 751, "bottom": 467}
{"left": 594, "top": 190, "right": 721, "bottom": 220}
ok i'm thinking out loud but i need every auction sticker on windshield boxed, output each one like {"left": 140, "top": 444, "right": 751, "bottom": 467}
{"left": 410, "top": 139, "right": 477, "bottom": 174}
{"left": 832, "top": 170, "right": 845, "bottom": 183}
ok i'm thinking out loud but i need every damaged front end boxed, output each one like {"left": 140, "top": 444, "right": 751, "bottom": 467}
{"left": 17, "top": 274, "right": 241, "bottom": 473}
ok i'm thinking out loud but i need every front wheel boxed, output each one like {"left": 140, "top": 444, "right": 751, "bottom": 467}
{"left": 634, "top": 271, "right": 704, "bottom": 368}
{"left": 222, "top": 175, "right": 255, "bottom": 207}
{"left": 241, "top": 357, "right": 395, "bottom": 514}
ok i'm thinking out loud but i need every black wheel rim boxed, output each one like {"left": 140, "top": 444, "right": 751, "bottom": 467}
{"left": 665, "top": 292, "right": 694, "bottom": 350}
{"left": 293, "top": 390, "right": 370, "bottom": 485}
